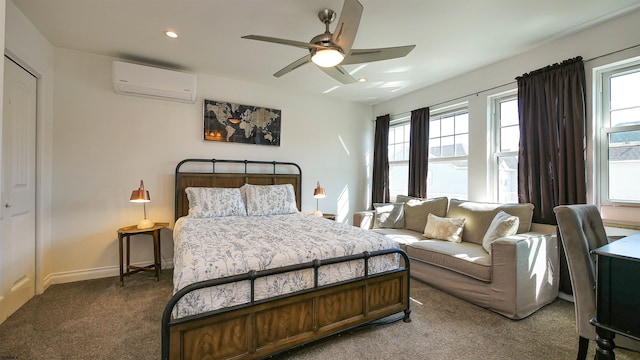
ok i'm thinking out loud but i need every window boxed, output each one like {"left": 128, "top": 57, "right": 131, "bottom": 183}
{"left": 388, "top": 119, "right": 410, "bottom": 201}
{"left": 598, "top": 62, "right": 640, "bottom": 205}
{"left": 428, "top": 106, "right": 468, "bottom": 200}
{"left": 491, "top": 93, "right": 519, "bottom": 203}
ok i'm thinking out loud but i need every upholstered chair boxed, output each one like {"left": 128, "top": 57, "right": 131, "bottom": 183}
{"left": 554, "top": 204, "right": 639, "bottom": 360}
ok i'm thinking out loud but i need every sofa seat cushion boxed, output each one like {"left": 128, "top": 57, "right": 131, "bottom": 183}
{"left": 406, "top": 240, "right": 492, "bottom": 282}
{"left": 371, "top": 228, "right": 425, "bottom": 250}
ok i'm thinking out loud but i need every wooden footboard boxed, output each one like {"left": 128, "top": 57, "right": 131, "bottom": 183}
{"left": 162, "top": 249, "right": 411, "bottom": 360}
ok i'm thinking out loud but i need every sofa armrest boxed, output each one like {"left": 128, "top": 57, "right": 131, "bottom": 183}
{"left": 489, "top": 227, "right": 559, "bottom": 317}
{"left": 492, "top": 223, "right": 557, "bottom": 252}
{"left": 529, "top": 222, "right": 557, "bottom": 235}
{"left": 492, "top": 231, "right": 556, "bottom": 253}
{"left": 354, "top": 210, "right": 374, "bottom": 229}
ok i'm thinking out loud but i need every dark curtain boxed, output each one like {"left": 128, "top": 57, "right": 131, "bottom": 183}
{"left": 408, "top": 107, "right": 430, "bottom": 198}
{"left": 516, "top": 56, "right": 587, "bottom": 294}
{"left": 372, "top": 114, "right": 390, "bottom": 205}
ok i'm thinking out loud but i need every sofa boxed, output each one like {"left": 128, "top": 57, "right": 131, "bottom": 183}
{"left": 354, "top": 196, "right": 559, "bottom": 319}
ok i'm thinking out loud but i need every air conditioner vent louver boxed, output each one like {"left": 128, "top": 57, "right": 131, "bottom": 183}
{"left": 112, "top": 61, "right": 197, "bottom": 103}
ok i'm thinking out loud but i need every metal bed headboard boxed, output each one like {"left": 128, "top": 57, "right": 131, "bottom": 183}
{"left": 174, "top": 158, "right": 302, "bottom": 220}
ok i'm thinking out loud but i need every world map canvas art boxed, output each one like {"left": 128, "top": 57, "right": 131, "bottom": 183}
{"left": 203, "top": 99, "right": 281, "bottom": 146}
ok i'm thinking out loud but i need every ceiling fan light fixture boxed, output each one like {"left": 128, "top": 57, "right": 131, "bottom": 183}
{"left": 164, "top": 30, "right": 179, "bottom": 39}
{"left": 311, "top": 48, "right": 344, "bottom": 68}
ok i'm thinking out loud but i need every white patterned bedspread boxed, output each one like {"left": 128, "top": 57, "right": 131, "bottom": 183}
{"left": 172, "top": 213, "right": 400, "bottom": 318}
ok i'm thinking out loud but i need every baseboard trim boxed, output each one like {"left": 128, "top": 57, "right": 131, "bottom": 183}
{"left": 558, "top": 291, "right": 574, "bottom": 302}
{"left": 46, "top": 259, "right": 174, "bottom": 286}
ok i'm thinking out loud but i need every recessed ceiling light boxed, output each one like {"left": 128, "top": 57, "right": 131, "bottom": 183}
{"left": 358, "top": 78, "right": 367, "bottom": 83}
{"left": 165, "top": 30, "right": 179, "bottom": 39}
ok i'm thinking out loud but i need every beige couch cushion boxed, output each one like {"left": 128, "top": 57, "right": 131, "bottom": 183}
{"left": 371, "top": 228, "right": 425, "bottom": 250}
{"left": 446, "top": 199, "right": 534, "bottom": 245}
{"left": 406, "top": 240, "right": 492, "bottom": 282}
{"left": 396, "top": 196, "right": 448, "bottom": 233}
{"left": 372, "top": 202, "right": 405, "bottom": 229}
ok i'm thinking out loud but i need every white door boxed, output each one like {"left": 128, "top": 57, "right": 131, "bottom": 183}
{"left": 0, "top": 56, "right": 37, "bottom": 323}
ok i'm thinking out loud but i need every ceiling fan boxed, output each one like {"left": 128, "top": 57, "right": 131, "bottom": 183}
{"left": 242, "top": 0, "right": 416, "bottom": 84}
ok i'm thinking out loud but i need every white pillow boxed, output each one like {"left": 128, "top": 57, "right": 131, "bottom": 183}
{"left": 372, "top": 203, "right": 405, "bottom": 229}
{"left": 244, "top": 184, "right": 298, "bottom": 216}
{"left": 482, "top": 210, "right": 520, "bottom": 254}
{"left": 185, "top": 187, "right": 247, "bottom": 217}
{"left": 423, "top": 213, "right": 465, "bottom": 243}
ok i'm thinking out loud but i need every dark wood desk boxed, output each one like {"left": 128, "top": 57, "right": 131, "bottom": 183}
{"left": 591, "top": 232, "right": 640, "bottom": 359}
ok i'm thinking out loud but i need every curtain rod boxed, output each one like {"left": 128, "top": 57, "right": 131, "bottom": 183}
{"left": 585, "top": 42, "right": 640, "bottom": 63}
{"left": 377, "top": 42, "right": 640, "bottom": 119}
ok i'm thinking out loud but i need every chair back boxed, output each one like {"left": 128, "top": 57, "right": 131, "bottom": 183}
{"left": 553, "top": 204, "right": 608, "bottom": 340}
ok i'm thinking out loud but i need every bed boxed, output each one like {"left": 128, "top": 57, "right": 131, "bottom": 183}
{"left": 162, "top": 159, "right": 411, "bottom": 360}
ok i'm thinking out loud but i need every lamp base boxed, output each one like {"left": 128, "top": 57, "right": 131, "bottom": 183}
{"left": 312, "top": 210, "right": 323, "bottom": 217}
{"left": 137, "top": 218, "right": 155, "bottom": 229}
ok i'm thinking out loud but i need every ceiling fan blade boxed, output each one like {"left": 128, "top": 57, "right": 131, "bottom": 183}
{"left": 331, "top": 0, "right": 363, "bottom": 54}
{"left": 342, "top": 45, "right": 416, "bottom": 65}
{"left": 242, "top": 35, "right": 323, "bottom": 50}
{"left": 273, "top": 54, "right": 312, "bottom": 78}
{"left": 321, "top": 65, "right": 357, "bottom": 84}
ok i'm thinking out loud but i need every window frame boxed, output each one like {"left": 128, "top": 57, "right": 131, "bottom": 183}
{"left": 429, "top": 104, "right": 469, "bottom": 162}
{"left": 596, "top": 59, "right": 640, "bottom": 207}
{"left": 387, "top": 114, "right": 411, "bottom": 201}
{"left": 427, "top": 103, "right": 469, "bottom": 200}
{"left": 489, "top": 91, "right": 519, "bottom": 203}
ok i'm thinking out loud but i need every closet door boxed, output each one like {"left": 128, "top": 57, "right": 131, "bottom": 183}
{"left": 0, "top": 56, "right": 37, "bottom": 323}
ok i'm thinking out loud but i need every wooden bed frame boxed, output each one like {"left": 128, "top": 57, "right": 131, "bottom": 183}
{"left": 162, "top": 158, "right": 411, "bottom": 360}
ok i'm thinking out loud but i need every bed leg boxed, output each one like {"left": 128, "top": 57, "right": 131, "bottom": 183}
{"left": 403, "top": 308, "right": 412, "bottom": 323}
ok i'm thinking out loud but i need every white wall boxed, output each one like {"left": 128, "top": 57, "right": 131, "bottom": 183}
{"left": 49, "top": 48, "right": 371, "bottom": 282}
{"left": 3, "top": 1, "right": 373, "bottom": 286}
{"left": 0, "top": 0, "right": 6, "bottom": 306}
{"left": 374, "top": 9, "right": 640, "bottom": 208}
{"left": 7, "top": 2, "right": 639, "bottom": 288}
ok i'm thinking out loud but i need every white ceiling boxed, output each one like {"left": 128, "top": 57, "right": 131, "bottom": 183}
{"left": 11, "top": 0, "right": 640, "bottom": 105}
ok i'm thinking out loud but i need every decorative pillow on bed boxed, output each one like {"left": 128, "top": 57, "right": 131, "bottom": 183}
{"left": 243, "top": 184, "right": 298, "bottom": 216}
{"left": 372, "top": 203, "right": 405, "bottom": 229}
{"left": 482, "top": 210, "right": 519, "bottom": 254}
{"left": 423, "top": 213, "right": 465, "bottom": 243}
{"left": 185, "top": 187, "right": 247, "bottom": 217}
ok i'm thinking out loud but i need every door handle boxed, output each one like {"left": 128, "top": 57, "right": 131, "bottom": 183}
{"left": 5, "top": 202, "right": 11, "bottom": 208}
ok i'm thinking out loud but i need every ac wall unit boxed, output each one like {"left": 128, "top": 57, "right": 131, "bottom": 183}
{"left": 112, "top": 61, "right": 197, "bottom": 103}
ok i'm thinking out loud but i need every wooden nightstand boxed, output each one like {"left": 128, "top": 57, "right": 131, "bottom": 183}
{"left": 322, "top": 213, "right": 336, "bottom": 221}
{"left": 117, "top": 222, "right": 169, "bottom": 286}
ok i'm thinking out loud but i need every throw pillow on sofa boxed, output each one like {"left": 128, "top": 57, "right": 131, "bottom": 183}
{"left": 423, "top": 213, "right": 465, "bottom": 243}
{"left": 446, "top": 199, "right": 534, "bottom": 245}
{"left": 373, "top": 203, "right": 405, "bottom": 229}
{"left": 482, "top": 210, "right": 520, "bottom": 254}
{"left": 396, "top": 195, "right": 448, "bottom": 233}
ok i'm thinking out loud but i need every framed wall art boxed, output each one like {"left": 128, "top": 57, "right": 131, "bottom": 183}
{"left": 203, "top": 99, "right": 281, "bottom": 146}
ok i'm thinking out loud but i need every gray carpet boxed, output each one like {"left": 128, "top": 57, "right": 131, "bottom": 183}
{"left": 1, "top": 270, "right": 639, "bottom": 360}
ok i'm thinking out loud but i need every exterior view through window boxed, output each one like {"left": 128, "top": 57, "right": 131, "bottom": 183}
{"left": 388, "top": 122, "right": 410, "bottom": 201}
{"left": 428, "top": 108, "right": 469, "bottom": 200}
{"left": 494, "top": 96, "right": 519, "bottom": 203}
{"left": 601, "top": 65, "right": 640, "bottom": 204}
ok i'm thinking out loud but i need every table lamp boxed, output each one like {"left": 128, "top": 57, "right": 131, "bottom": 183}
{"left": 130, "top": 180, "right": 155, "bottom": 229}
{"left": 313, "top": 181, "right": 326, "bottom": 217}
